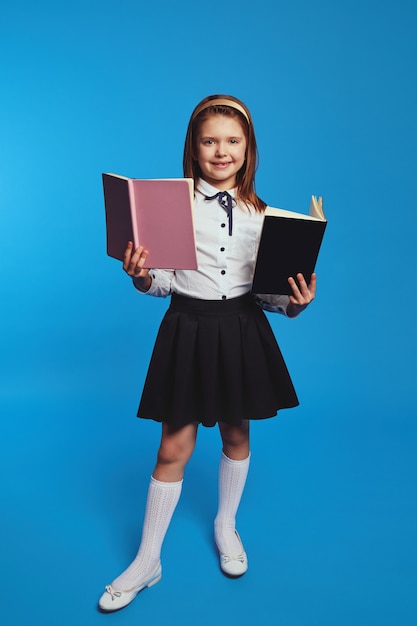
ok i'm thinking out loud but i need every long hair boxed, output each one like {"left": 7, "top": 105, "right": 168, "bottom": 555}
{"left": 183, "top": 95, "right": 266, "bottom": 213}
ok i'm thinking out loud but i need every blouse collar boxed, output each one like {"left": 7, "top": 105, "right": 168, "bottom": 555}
{"left": 196, "top": 178, "right": 237, "bottom": 199}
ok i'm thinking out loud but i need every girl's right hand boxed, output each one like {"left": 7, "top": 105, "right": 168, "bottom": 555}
{"left": 123, "top": 242, "right": 152, "bottom": 291}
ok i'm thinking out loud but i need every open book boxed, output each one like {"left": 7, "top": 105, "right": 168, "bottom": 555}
{"left": 252, "top": 196, "right": 327, "bottom": 295}
{"left": 102, "top": 173, "right": 198, "bottom": 269}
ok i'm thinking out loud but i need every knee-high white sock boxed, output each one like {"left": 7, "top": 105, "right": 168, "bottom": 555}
{"left": 111, "top": 476, "right": 182, "bottom": 591}
{"left": 214, "top": 452, "right": 250, "bottom": 556}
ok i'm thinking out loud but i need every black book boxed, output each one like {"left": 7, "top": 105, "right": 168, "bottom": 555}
{"left": 252, "top": 196, "right": 327, "bottom": 295}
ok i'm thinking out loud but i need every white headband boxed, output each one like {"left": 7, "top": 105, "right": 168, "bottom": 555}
{"left": 192, "top": 98, "right": 250, "bottom": 123}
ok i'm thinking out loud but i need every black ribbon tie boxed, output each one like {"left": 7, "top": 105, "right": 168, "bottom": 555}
{"left": 205, "top": 191, "right": 235, "bottom": 236}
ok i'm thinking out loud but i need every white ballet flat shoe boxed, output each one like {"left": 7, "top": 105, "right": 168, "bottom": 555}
{"left": 217, "top": 531, "right": 248, "bottom": 577}
{"left": 98, "top": 561, "right": 162, "bottom": 612}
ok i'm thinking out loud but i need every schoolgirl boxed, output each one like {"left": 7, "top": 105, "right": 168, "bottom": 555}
{"left": 98, "top": 94, "right": 316, "bottom": 611}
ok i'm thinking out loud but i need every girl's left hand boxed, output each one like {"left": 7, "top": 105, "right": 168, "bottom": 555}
{"left": 286, "top": 273, "right": 316, "bottom": 318}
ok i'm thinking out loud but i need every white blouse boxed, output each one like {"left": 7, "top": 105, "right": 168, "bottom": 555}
{"left": 135, "top": 178, "right": 290, "bottom": 315}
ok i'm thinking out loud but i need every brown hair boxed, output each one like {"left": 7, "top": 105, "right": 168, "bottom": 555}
{"left": 183, "top": 94, "right": 266, "bottom": 213}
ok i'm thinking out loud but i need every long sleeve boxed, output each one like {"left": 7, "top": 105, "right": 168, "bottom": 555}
{"left": 254, "top": 293, "right": 290, "bottom": 316}
{"left": 133, "top": 269, "right": 175, "bottom": 298}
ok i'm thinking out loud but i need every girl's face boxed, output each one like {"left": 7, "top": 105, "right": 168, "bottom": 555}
{"left": 195, "top": 115, "right": 247, "bottom": 190}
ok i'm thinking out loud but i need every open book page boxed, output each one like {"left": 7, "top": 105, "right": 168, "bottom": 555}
{"left": 310, "top": 195, "right": 325, "bottom": 220}
{"left": 265, "top": 196, "right": 325, "bottom": 222}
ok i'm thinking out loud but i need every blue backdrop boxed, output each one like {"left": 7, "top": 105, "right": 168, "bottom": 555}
{"left": 1, "top": 1, "right": 416, "bottom": 625}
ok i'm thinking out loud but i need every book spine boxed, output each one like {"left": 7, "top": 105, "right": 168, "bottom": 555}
{"left": 127, "top": 179, "right": 140, "bottom": 249}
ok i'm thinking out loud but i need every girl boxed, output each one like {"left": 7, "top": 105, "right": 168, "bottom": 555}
{"left": 98, "top": 95, "right": 316, "bottom": 611}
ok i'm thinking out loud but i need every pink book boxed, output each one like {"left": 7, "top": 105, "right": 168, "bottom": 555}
{"left": 102, "top": 173, "right": 197, "bottom": 269}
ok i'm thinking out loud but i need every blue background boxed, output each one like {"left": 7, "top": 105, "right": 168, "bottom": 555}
{"left": 1, "top": 0, "right": 416, "bottom": 624}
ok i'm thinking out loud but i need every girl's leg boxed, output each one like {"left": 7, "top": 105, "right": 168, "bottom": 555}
{"left": 215, "top": 421, "right": 250, "bottom": 575}
{"left": 219, "top": 419, "right": 250, "bottom": 460}
{"left": 153, "top": 421, "right": 199, "bottom": 482}
{"left": 104, "top": 423, "right": 198, "bottom": 595}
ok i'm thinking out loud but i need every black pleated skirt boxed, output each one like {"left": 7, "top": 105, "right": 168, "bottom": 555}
{"left": 137, "top": 292, "right": 299, "bottom": 428}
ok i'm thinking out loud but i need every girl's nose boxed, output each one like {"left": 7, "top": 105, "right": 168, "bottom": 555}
{"left": 215, "top": 143, "right": 227, "bottom": 156}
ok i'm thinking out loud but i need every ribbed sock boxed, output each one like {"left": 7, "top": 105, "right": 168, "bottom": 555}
{"left": 111, "top": 476, "right": 182, "bottom": 591}
{"left": 214, "top": 452, "right": 250, "bottom": 556}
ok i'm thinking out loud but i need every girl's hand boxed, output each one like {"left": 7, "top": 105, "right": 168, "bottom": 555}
{"left": 123, "top": 242, "right": 152, "bottom": 291}
{"left": 286, "top": 273, "right": 316, "bottom": 318}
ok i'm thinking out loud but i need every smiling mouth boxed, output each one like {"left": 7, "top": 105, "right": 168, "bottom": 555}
{"left": 212, "top": 162, "right": 231, "bottom": 168}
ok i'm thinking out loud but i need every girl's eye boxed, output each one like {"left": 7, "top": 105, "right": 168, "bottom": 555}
{"left": 203, "top": 139, "right": 215, "bottom": 145}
